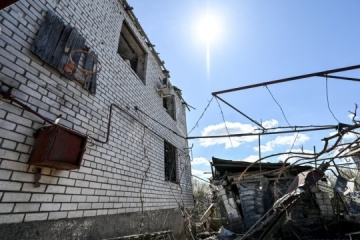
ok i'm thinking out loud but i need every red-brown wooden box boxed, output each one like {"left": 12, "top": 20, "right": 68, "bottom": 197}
{"left": 28, "top": 125, "right": 87, "bottom": 170}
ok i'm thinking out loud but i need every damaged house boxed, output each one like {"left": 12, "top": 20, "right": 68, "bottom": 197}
{"left": 190, "top": 66, "right": 360, "bottom": 239}
{"left": 0, "top": 0, "right": 193, "bottom": 239}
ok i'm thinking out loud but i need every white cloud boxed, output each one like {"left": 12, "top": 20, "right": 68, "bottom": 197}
{"left": 262, "top": 119, "right": 279, "bottom": 129}
{"left": 191, "top": 168, "right": 211, "bottom": 179}
{"left": 348, "top": 113, "right": 358, "bottom": 121}
{"left": 191, "top": 157, "right": 210, "bottom": 166}
{"left": 240, "top": 155, "right": 259, "bottom": 163}
{"left": 199, "top": 120, "right": 278, "bottom": 149}
{"left": 277, "top": 148, "right": 314, "bottom": 163}
{"left": 329, "top": 131, "right": 358, "bottom": 140}
{"left": 253, "top": 133, "right": 310, "bottom": 153}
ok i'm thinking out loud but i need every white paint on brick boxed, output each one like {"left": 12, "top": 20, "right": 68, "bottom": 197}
{"left": 0, "top": 0, "right": 193, "bottom": 225}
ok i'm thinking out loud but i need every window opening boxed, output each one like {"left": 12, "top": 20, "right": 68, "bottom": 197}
{"left": 164, "top": 141, "right": 177, "bottom": 183}
{"left": 118, "top": 21, "right": 146, "bottom": 82}
{"left": 163, "top": 96, "right": 176, "bottom": 120}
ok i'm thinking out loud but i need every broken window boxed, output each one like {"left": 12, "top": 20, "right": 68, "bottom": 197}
{"left": 31, "top": 10, "right": 98, "bottom": 94}
{"left": 164, "top": 141, "right": 177, "bottom": 183}
{"left": 163, "top": 95, "right": 176, "bottom": 120}
{"left": 118, "top": 21, "right": 146, "bottom": 83}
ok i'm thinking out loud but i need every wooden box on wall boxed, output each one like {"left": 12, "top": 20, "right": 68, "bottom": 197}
{"left": 29, "top": 125, "right": 87, "bottom": 170}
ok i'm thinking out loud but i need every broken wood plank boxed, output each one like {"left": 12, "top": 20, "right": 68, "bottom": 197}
{"left": 49, "top": 23, "right": 72, "bottom": 68}
{"left": 31, "top": 10, "right": 64, "bottom": 62}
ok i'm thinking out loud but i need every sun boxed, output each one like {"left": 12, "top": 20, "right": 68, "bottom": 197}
{"left": 196, "top": 12, "right": 221, "bottom": 43}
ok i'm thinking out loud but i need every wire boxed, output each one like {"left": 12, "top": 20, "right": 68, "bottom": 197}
{"left": 187, "top": 97, "right": 214, "bottom": 135}
{"left": 289, "top": 132, "right": 300, "bottom": 152}
{"left": 325, "top": 76, "right": 340, "bottom": 123}
{"left": 265, "top": 85, "right": 293, "bottom": 128}
{"left": 215, "top": 97, "right": 233, "bottom": 148}
{"left": 135, "top": 106, "right": 186, "bottom": 139}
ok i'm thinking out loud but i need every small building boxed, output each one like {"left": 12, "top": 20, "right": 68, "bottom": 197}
{"left": 0, "top": 1, "right": 193, "bottom": 239}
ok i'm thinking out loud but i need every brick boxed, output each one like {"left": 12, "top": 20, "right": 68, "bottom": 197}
{"left": 81, "top": 188, "right": 95, "bottom": 195}
{"left": 39, "top": 175, "right": 59, "bottom": 185}
{"left": 89, "top": 182, "right": 101, "bottom": 189}
{"left": 40, "top": 203, "right": 61, "bottom": 211}
{"left": 0, "top": 181, "right": 22, "bottom": 192}
{"left": 14, "top": 203, "right": 40, "bottom": 212}
{"left": 11, "top": 172, "right": 34, "bottom": 182}
{"left": 0, "top": 160, "right": 28, "bottom": 171}
{"left": 0, "top": 149, "right": 21, "bottom": 161}
{"left": 0, "top": 214, "right": 24, "bottom": 224}
{"left": 86, "top": 196, "right": 99, "bottom": 202}
{"left": 46, "top": 185, "right": 66, "bottom": 193}
{"left": 2, "top": 193, "right": 31, "bottom": 202}
{"left": 75, "top": 180, "right": 89, "bottom": 188}
{"left": 77, "top": 203, "right": 91, "bottom": 210}
{"left": 0, "top": 119, "right": 17, "bottom": 130}
{"left": 66, "top": 187, "right": 81, "bottom": 194}
{"left": 30, "top": 194, "right": 53, "bottom": 202}
{"left": 48, "top": 211, "right": 68, "bottom": 220}
{"left": 68, "top": 210, "right": 83, "bottom": 218}
{"left": 0, "top": 128, "right": 26, "bottom": 142}
{"left": 83, "top": 210, "right": 96, "bottom": 217}
{"left": 21, "top": 183, "right": 46, "bottom": 193}
{"left": 71, "top": 195, "right": 86, "bottom": 202}
{"left": 6, "top": 113, "right": 33, "bottom": 127}
{"left": 16, "top": 143, "right": 30, "bottom": 153}
{"left": 0, "top": 170, "right": 12, "bottom": 180}
{"left": 69, "top": 172, "right": 85, "bottom": 180}
{"left": 58, "top": 178, "right": 75, "bottom": 186}
{"left": 61, "top": 203, "right": 78, "bottom": 211}
{"left": 0, "top": 203, "right": 14, "bottom": 213}
{"left": 53, "top": 194, "right": 72, "bottom": 202}
{"left": 24, "top": 212, "right": 49, "bottom": 222}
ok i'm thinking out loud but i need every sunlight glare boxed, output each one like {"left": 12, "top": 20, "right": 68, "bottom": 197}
{"left": 196, "top": 13, "right": 221, "bottom": 43}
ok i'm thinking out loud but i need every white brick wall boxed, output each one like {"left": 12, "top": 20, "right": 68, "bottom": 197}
{"left": 0, "top": 0, "right": 193, "bottom": 224}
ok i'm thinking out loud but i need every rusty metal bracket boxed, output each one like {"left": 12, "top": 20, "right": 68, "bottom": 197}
{"left": 34, "top": 167, "right": 42, "bottom": 188}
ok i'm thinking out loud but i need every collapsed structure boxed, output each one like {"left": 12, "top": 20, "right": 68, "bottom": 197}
{"left": 209, "top": 140, "right": 360, "bottom": 239}
{"left": 190, "top": 65, "right": 360, "bottom": 239}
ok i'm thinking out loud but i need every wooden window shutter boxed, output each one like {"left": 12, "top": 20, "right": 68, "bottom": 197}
{"left": 31, "top": 11, "right": 98, "bottom": 95}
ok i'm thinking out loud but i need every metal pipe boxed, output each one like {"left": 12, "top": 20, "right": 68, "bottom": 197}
{"left": 215, "top": 95, "right": 265, "bottom": 130}
{"left": 1, "top": 88, "right": 55, "bottom": 125}
{"left": 186, "top": 125, "right": 337, "bottom": 140}
{"left": 212, "top": 64, "right": 360, "bottom": 96}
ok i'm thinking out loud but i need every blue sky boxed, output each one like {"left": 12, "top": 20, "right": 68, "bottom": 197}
{"left": 129, "top": 1, "right": 360, "bottom": 180}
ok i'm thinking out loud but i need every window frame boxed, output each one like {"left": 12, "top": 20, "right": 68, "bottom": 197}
{"left": 117, "top": 21, "right": 147, "bottom": 83}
